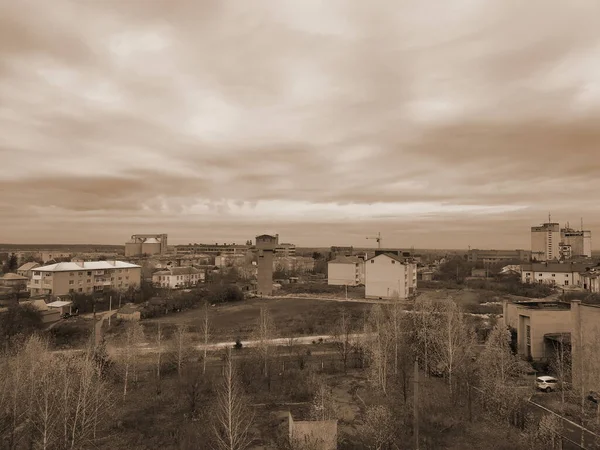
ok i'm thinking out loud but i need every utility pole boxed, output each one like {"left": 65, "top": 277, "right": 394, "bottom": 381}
{"left": 414, "top": 357, "right": 419, "bottom": 450}
{"left": 345, "top": 284, "right": 348, "bottom": 300}
{"left": 108, "top": 295, "right": 112, "bottom": 326}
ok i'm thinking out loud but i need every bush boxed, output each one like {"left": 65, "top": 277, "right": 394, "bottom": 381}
{"left": 208, "top": 285, "right": 244, "bottom": 304}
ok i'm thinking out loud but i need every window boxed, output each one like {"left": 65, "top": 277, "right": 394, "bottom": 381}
{"left": 118, "top": 277, "right": 122, "bottom": 281}
{"left": 371, "top": 260, "right": 374, "bottom": 264}
{"left": 552, "top": 274, "right": 556, "bottom": 277}
{"left": 70, "top": 272, "right": 74, "bottom": 276}
{"left": 392, "top": 260, "right": 395, "bottom": 264}
{"left": 69, "top": 280, "right": 74, "bottom": 285}
{"left": 87, "top": 271, "right": 92, "bottom": 276}
{"left": 87, "top": 279, "right": 91, "bottom": 283}
{"left": 565, "top": 274, "right": 569, "bottom": 277}
{"left": 69, "top": 288, "right": 75, "bottom": 293}
{"left": 539, "top": 274, "right": 542, "bottom": 277}
{"left": 78, "top": 272, "right": 83, "bottom": 276}
{"left": 565, "top": 281, "right": 569, "bottom": 286}
{"left": 78, "top": 288, "right": 83, "bottom": 292}
{"left": 34, "top": 280, "right": 39, "bottom": 284}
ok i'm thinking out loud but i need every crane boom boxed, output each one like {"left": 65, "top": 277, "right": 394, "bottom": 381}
{"left": 366, "top": 232, "right": 382, "bottom": 249}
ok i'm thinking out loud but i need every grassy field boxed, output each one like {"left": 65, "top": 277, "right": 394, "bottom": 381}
{"left": 104, "top": 297, "right": 372, "bottom": 345}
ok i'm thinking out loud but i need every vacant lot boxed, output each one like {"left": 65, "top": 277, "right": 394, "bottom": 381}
{"left": 416, "top": 288, "right": 533, "bottom": 315}
{"left": 105, "top": 297, "right": 372, "bottom": 345}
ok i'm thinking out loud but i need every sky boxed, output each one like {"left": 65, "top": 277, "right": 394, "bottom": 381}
{"left": 1, "top": 0, "right": 600, "bottom": 249}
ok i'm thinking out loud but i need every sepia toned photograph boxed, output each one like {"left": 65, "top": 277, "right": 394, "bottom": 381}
{"left": 1, "top": 1, "right": 600, "bottom": 449}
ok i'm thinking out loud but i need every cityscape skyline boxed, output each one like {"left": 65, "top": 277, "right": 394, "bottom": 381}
{"left": 1, "top": 1, "right": 600, "bottom": 248}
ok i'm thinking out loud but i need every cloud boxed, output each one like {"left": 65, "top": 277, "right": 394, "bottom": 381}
{"left": 1, "top": 0, "right": 600, "bottom": 248}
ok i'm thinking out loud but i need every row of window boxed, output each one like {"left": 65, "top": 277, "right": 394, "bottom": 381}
{"left": 68, "top": 276, "right": 129, "bottom": 285}
{"left": 69, "top": 269, "right": 130, "bottom": 276}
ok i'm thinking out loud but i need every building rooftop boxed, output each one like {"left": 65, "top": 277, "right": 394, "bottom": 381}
{"left": 17, "top": 262, "right": 40, "bottom": 272}
{"left": 329, "top": 256, "right": 363, "bottom": 264}
{"left": 521, "top": 262, "right": 593, "bottom": 273}
{"left": 367, "top": 252, "right": 412, "bottom": 264}
{"left": 36, "top": 261, "right": 141, "bottom": 272}
{"left": 153, "top": 266, "right": 203, "bottom": 276}
{"left": 0, "top": 273, "right": 29, "bottom": 280}
{"left": 515, "top": 301, "right": 570, "bottom": 310}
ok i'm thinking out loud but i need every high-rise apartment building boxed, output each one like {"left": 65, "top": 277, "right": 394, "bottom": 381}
{"left": 531, "top": 222, "right": 560, "bottom": 261}
{"left": 560, "top": 227, "right": 592, "bottom": 258}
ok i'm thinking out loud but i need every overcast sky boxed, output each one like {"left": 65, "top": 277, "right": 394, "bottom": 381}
{"left": 1, "top": 1, "right": 599, "bottom": 249}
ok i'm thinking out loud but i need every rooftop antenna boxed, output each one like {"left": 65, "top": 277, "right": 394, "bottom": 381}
{"left": 581, "top": 217, "right": 584, "bottom": 231}
{"left": 548, "top": 212, "right": 552, "bottom": 223}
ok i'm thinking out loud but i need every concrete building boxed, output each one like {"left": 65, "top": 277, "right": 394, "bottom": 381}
{"left": 275, "top": 242, "right": 296, "bottom": 257}
{"left": 215, "top": 254, "right": 248, "bottom": 268}
{"left": 46, "top": 300, "right": 73, "bottom": 315}
{"left": 0, "top": 273, "right": 29, "bottom": 288}
{"left": 581, "top": 268, "right": 600, "bottom": 293}
{"left": 560, "top": 227, "right": 592, "bottom": 258}
{"left": 274, "top": 256, "right": 315, "bottom": 274}
{"left": 520, "top": 262, "right": 592, "bottom": 287}
{"left": 467, "top": 249, "right": 531, "bottom": 263}
{"left": 531, "top": 222, "right": 560, "bottom": 261}
{"left": 28, "top": 261, "right": 142, "bottom": 297}
{"left": 256, "top": 234, "right": 278, "bottom": 296}
{"left": 16, "top": 262, "right": 40, "bottom": 279}
{"left": 175, "top": 243, "right": 250, "bottom": 255}
{"left": 40, "top": 252, "right": 72, "bottom": 263}
{"left": 502, "top": 300, "right": 572, "bottom": 360}
{"left": 125, "top": 234, "right": 168, "bottom": 257}
{"left": 365, "top": 253, "right": 417, "bottom": 300}
{"left": 327, "top": 256, "right": 365, "bottom": 286}
{"left": 288, "top": 412, "right": 337, "bottom": 450}
{"left": 571, "top": 300, "right": 600, "bottom": 389}
{"left": 152, "top": 266, "right": 205, "bottom": 288}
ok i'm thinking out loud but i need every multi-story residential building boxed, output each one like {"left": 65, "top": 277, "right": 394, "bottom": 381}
{"left": 215, "top": 254, "right": 248, "bottom": 268}
{"left": 467, "top": 249, "right": 531, "bottom": 264}
{"left": 531, "top": 222, "right": 560, "bottom": 261}
{"left": 40, "top": 251, "right": 72, "bottom": 263}
{"left": 560, "top": 227, "right": 592, "bottom": 258}
{"left": 28, "top": 261, "right": 142, "bottom": 297}
{"left": 274, "top": 242, "right": 296, "bottom": 257}
{"left": 152, "top": 267, "right": 205, "bottom": 288}
{"left": 365, "top": 253, "right": 417, "bottom": 300}
{"left": 16, "top": 262, "right": 40, "bottom": 278}
{"left": 520, "top": 262, "right": 592, "bottom": 287}
{"left": 327, "top": 256, "right": 365, "bottom": 286}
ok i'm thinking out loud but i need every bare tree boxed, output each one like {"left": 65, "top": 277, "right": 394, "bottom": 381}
{"left": 360, "top": 405, "right": 395, "bottom": 450}
{"left": 412, "top": 298, "right": 438, "bottom": 376}
{"left": 430, "top": 300, "right": 474, "bottom": 395}
{"left": 254, "top": 306, "right": 274, "bottom": 378}
{"left": 201, "top": 301, "right": 211, "bottom": 375}
{"left": 309, "top": 377, "right": 336, "bottom": 421}
{"left": 213, "top": 348, "right": 254, "bottom": 450}
{"left": 156, "top": 322, "right": 164, "bottom": 393}
{"left": 548, "top": 333, "right": 571, "bottom": 413}
{"left": 332, "top": 308, "right": 354, "bottom": 373}
{"left": 174, "top": 323, "right": 190, "bottom": 377}
{"left": 120, "top": 321, "right": 145, "bottom": 397}
{"left": 365, "top": 305, "right": 391, "bottom": 395}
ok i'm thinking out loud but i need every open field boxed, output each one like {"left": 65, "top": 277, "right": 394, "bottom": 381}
{"left": 104, "top": 297, "right": 372, "bottom": 345}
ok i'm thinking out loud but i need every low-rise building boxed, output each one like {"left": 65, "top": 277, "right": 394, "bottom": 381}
{"left": 16, "top": 262, "right": 40, "bottom": 279}
{"left": 502, "top": 300, "right": 571, "bottom": 360}
{"left": 365, "top": 253, "right": 417, "bottom": 300}
{"left": 152, "top": 267, "right": 205, "bottom": 288}
{"left": 0, "top": 273, "right": 29, "bottom": 289}
{"left": 467, "top": 249, "right": 531, "bottom": 263}
{"left": 327, "top": 256, "right": 365, "bottom": 286}
{"left": 274, "top": 256, "right": 315, "bottom": 274}
{"left": 520, "top": 262, "right": 592, "bottom": 287}
{"left": 581, "top": 268, "right": 600, "bottom": 293}
{"left": 28, "top": 261, "right": 142, "bottom": 297}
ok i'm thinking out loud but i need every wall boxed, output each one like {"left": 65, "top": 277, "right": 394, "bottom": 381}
{"left": 571, "top": 301, "right": 600, "bottom": 389}
{"left": 528, "top": 309, "right": 571, "bottom": 359}
{"left": 365, "top": 255, "right": 409, "bottom": 299}
{"left": 257, "top": 250, "right": 274, "bottom": 295}
{"left": 521, "top": 269, "right": 580, "bottom": 287}
{"left": 327, "top": 262, "right": 359, "bottom": 286}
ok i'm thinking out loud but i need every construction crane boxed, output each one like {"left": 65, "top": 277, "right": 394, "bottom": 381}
{"left": 366, "top": 232, "right": 382, "bottom": 249}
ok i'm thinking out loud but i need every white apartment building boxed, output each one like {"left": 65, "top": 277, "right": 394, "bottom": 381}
{"left": 327, "top": 256, "right": 365, "bottom": 286}
{"left": 152, "top": 267, "right": 205, "bottom": 288}
{"left": 365, "top": 253, "right": 417, "bottom": 300}
{"left": 520, "top": 262, "right": 591, "bottom": 287}
{"left": 28, "top": 261, "right": 142, "bottom": 297}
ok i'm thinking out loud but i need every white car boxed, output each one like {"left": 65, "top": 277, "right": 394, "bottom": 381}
{"left": 536, "top": 376, "right": 559, "bottom": 392}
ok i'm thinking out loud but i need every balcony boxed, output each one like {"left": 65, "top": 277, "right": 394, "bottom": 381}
{"left": 94, "top": 278, "right": 112, "bottom": 286}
